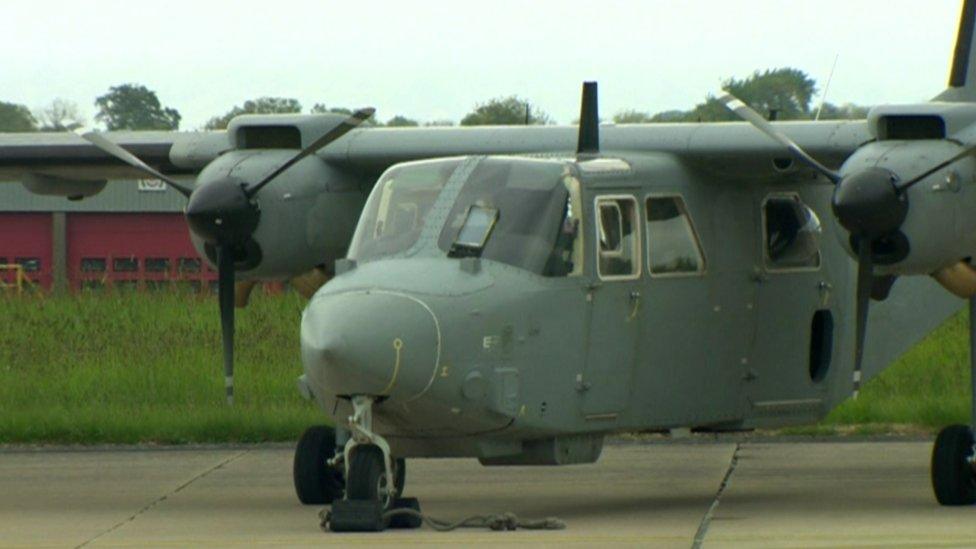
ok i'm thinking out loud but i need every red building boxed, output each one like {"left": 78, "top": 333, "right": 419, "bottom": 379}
{"left": 0, "top": 180, "right": 215, "bottom": 292}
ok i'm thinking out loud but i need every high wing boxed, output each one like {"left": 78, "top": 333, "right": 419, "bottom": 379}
{"left": 0, "top": 119, "right": 871, "bottom": 186}
{"left": 0, "top": 131, "right": 230, "bottom": 182}
{"left": 324, "top": 119, "right": 872, "bottom": 177}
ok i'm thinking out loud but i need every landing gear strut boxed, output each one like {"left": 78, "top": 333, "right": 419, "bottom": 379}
{"left": 343, "top": 395, "right": 399, "bottom": 507}
{"left": 326, "top": 395, "right": 420, "bottom": 531}
{"left": 931, "top": 296, "right": 976, "bottom": 505}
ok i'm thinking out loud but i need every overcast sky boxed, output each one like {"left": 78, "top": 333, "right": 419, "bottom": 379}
{"left": 2, "top": 0, "right": 965, "bottom": 129}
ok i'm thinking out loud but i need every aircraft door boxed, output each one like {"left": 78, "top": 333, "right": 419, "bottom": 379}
{"left": 581, "top": 194, "right": 642, "bottom": 417}
{"left": 748, "top": 191, "right": 833, "bottom": 423}
{"left": 700, "top": 188, "right": 758, "bottom": 424}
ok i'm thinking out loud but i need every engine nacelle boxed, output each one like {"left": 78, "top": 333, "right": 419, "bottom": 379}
{"left": 21, "top": 173, "right": 106, "bottom": 200}
{"left": 835, "top": 140, "right": 976, "bottom": 276}
{"left": 189, "top": 150, "right": 367, "bottom": 280}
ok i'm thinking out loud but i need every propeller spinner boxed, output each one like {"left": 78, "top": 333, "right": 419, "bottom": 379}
{"left": 80, "top": 108, "right": 374, "bottom": 404}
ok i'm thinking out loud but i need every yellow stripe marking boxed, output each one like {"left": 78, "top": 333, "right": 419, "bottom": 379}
{"left": 380, "top": 338, "right": 403, "bottom": 395}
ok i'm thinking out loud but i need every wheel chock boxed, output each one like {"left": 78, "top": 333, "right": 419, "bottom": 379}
{"left": 387, "top": 497, "right": 423, "bottom": 529}
{"left": 328, "top": 499, "right": 386, "bottom": 532}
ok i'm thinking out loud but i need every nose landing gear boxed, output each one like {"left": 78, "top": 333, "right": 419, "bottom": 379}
{"left": 344, "top": 395, "right": 398, "bottom": 508}
{"left": 325, "top": 395, "right": 421, "bottom": 531}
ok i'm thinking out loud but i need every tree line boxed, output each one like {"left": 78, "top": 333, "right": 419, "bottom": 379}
{"left": 0, "top": 68, "right": 870, "bottom": 133}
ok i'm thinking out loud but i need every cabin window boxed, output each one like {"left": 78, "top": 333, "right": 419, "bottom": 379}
{"left": 178, "top": 258, "right": 201, "bottom": 274}
{"left": 596, "top": 196, "right": 640, "bottom": 279}
{"left": 645, "top": 196, "right": 705, "bottom": 276}
{"left": 113, "top": 257, "right": 139, "bottom": 272}
{"left": 762, "top": 194, "right": 821, "bottom": 270}
{"left": 80, "top": 258, "right": 106, "bottom": 273}
{"left": 145, "top": 258, "right": 170, "bottom": 273}
{"left": 15, "top": 258, "right": 40, "bottom": 272}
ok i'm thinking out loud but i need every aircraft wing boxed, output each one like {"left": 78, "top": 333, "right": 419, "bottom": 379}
{"left": 0, "top": 131, "right": 230, "bottom": 182}
{"left": 323, "top": 120, "right": 874, "bottom": 175}
{"left": 0, "top": 120, "right": 871, "bottom": 186}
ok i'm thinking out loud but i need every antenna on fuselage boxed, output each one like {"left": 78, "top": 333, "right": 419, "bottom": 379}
{"left": 577, "top": 81, "right": 600, "bottom": 157}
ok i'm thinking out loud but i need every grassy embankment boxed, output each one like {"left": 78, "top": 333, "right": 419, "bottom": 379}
{"left": 0, "top": 289, "right": 319, "bottom": 443}
{"left": 0, "top": 290, "right": 971, "bottom": 443}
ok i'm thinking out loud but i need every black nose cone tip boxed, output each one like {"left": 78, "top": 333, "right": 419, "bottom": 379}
{"left": 185, "top": 177, "right": 260, "bottom": 244}
{"left": 832, "top": 167, "right": 908, "bottom": 238}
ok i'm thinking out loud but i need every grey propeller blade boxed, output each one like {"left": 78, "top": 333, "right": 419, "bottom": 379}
{"left": 852, "top": 239, "right": 873, "bottom": 399}
{"left": 80, "top": 132, "right": 194, "bottom": 197}
{"left": 896, "top": 142, "right": 976, "bottom": 192}
{"left": 716, "top": 93, "right": 842, "bottom": 184}
{"left": 245, "top": 107, "right": 375, "bottom": 198}
{"left": 217, "top": 245, "right": 236, "bottom": 405}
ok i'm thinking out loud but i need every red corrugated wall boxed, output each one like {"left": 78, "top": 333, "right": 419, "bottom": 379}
{"left": 0, "top": 213, "right": 53, "bottom": 288}
{"left": 67, "top": 213, "right": 216, "bottom": 291}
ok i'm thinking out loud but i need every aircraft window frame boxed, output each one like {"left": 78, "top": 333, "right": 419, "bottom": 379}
{"left": 594, "top": 194, "right": 641, "bottom": 281}
{"left": 761, "top": 192, "right": 822, "bottom": 273}
{"left": 644, "top": 193, "right": 707, "bottom": 278}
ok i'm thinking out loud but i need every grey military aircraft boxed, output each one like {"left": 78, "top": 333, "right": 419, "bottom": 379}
{"left": 4, "top": 0, "right": 976, "bottom": 531}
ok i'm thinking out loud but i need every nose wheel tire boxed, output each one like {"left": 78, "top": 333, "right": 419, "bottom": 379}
{"left": 931, "top": 424, "right": 976, "bottom": 506}
{"left": 293, "top": 426, "right": 345, "bottom": 505}
{"left": 346, "top": 445, "right": 406, "bottom": 509}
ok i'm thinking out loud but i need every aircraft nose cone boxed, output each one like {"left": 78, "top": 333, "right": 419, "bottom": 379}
{"left": 301, "top": 291, "right": 440, "bottom": 400}
{"left": 185, "top": 177, "right": 260, "bottom": 244}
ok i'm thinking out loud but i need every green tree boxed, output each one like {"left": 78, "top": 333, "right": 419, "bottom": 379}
{"left": 461, "top": 96, "right": 552, "bottom": 126}
{"left": 205, "top": 97, "right": 302, "bottom": 130}
{"left": 722, "top": 68, "right": 817, "bottom": 120}
{"left": 309, "top": 104, "right": 380, "bottom": 125}
{"left": 310, "top": 104, "right": 352, "bottom": 115}
{"left": 650, "top": 109, "right": 696, "bottom": 123}
{"left": 650, "top": 67, "right": 820, "bottom": 123}
{"left": 386, "top": 115, "right": 419, "bottom": 127}
{"left": 36, "top": 99, "right": 85, "bottom": 131}
{"left": 612, "top": 110, "right": 654, "bottom": 124}
{"left": 817, "top": 102, "right": 871, "bottom": 120}
{"left": 94, "top": 84, "right": 181, "bottom": 130}
{"left": 0, "top": 102, "right": 38, "bottom": 132}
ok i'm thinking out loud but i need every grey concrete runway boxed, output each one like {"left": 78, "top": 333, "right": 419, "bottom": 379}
{"left": 0, "top": 441, "right": 974, "bottom": 548}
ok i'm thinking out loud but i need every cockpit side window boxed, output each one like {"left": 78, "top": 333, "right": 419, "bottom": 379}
{"left": 348, "top": 159, "right": 462, "bottom": 262}
{"left": 762, "top": 194, "right": 822, "bottom": 271}
{"left": 595, "top": 196, "right": 640, "bottom": 279}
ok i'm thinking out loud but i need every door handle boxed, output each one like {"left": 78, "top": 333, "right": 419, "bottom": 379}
{"left": 628, "top": 290, "right": 641, "bottom": 321}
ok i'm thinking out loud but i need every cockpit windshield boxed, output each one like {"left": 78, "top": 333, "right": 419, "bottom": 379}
{"left": 437, "top": 158, "right": 583, "bottom": 277}
{"left": 348, "top": 157, "right": 583, "bottom": 277}
{"left": 347, "top": 158, "right": 462, "bottom": 261}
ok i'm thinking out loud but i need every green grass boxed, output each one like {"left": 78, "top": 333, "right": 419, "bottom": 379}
{"left": 0, "top": 289, "right": 321, "bottom": 443}
{"left": 0, "top": 290, "right": 971, "bottom": 444}
{"left": 825, "top": 310, "right": 971, "bottom": 429}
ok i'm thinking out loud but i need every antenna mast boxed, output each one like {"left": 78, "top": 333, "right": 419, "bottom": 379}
{"left": 815, "top": 54, "right": 840, "bottom": 121}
